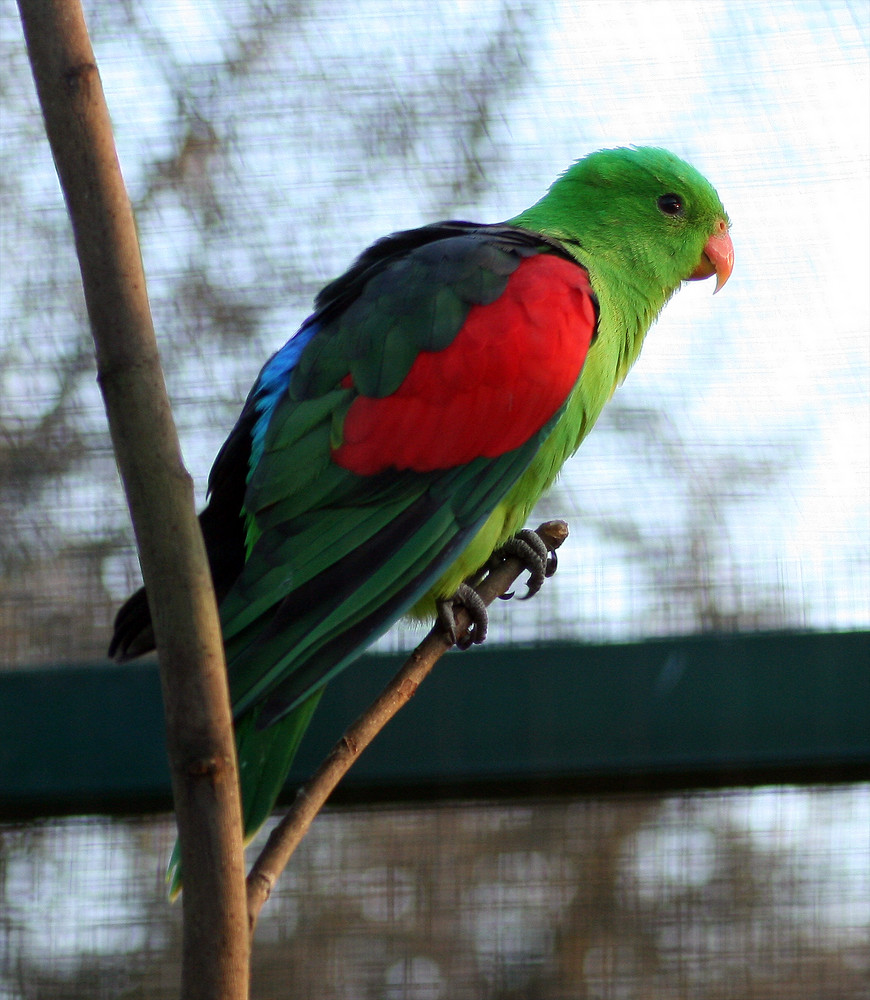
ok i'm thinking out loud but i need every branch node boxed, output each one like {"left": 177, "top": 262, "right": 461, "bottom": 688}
{"left": 398, "top": 677, "right": 419, "bottom": 700}
{"left": 186, "top": 754, "right": 231, "bottom": 780}
{"left": 63, "top": 61, "right": 97, "bottom": 94}
{"left": 247, "top": 871, "right": 274, "bottom": 917}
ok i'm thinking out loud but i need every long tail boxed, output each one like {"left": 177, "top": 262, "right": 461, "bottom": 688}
{"left": 167, "top": 690, "right": 324, "bottom": 899}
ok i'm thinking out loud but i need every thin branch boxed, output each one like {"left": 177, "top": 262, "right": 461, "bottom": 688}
{"left": 16, "top": 2, "right": 249, "bottom": 996}
{"left": 246, "top": 519, "right": 569, "bottom": 934}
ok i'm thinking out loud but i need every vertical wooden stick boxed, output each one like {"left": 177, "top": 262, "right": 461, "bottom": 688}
{"left": 17, "top": 2, "right": 250, "bottom": 995}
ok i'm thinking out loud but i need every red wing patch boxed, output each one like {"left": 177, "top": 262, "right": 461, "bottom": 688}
{"left": 332, "top": 255, "right": 597, "bottom": 475}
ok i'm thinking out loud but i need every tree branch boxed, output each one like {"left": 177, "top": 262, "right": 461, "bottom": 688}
{"left": 246, "top": 519, "right": 569, "bottom": 935}
{"left": 17, "top": 2, "right": 249, "bottom": 996}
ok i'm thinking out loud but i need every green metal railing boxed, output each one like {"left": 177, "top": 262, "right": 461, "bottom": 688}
{"left": 1, "top": 631, "right": 867, "bottom": 820}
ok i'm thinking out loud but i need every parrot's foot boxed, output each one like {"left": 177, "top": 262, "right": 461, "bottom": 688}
{"left": 494, "top": 528, "right": 558, "bottom": 601}
{"left": 437, "top": 582, "right": 488, "bottom": 650}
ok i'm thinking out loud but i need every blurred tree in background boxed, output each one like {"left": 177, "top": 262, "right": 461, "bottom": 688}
{"left": 4, "top": 790, "right": 868, "bottom": 998}
{"left": 2, "top": 0, "right": 833, "bottom": 668}
{"left": 1, "top": 0, "right": 546, "bottom": 664}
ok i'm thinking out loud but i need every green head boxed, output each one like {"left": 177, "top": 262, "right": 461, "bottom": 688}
{"left": 512, "top": 146, "right": 733, "bottom": 300}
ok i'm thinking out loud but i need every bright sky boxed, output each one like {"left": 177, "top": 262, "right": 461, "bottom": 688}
{"left": 522, "top": 0, "right": 870, "bottom": 634}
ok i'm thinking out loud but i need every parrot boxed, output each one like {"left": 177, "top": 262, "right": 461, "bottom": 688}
{"left": 109, "top": 145, "right": 733, "bottom": 889}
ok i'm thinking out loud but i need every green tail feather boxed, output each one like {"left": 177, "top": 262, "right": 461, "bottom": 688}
{"left": 235, "top": 691, "right": 324, "bottom": 838}
{"left": 166, "top": 690, "right": 324, "bottom": 899}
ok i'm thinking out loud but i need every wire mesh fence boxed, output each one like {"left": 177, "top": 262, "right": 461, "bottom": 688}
{"left": 1, "top": 0, "right": 868, "bottom": 994}
{"left": 2, "top": 786, "right": 868, "bottom": 999}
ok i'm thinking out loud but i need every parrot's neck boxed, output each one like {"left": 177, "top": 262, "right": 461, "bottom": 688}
{"left": 575, "top": 249, "right": 673, "bottom": 387}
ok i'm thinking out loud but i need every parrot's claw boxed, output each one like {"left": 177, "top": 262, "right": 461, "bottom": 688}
{"left": 494, "top": 528, "right": 558, "bottom": 601}
{"left": 437, "top": 582, "right": 488, "bottom": 649}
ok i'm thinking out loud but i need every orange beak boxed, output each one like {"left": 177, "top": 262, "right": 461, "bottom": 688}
{"left": 688, "top": 220, "right": 734, "bottom": 293}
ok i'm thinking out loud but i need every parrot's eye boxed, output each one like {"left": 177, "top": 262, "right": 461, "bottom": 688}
{"left": 657, "top": 193, "right": 684, "bottom": 216}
